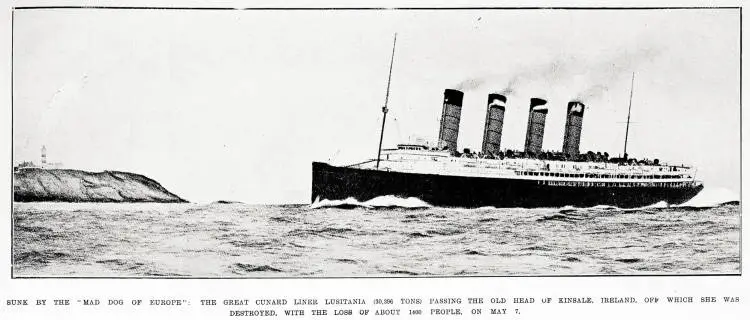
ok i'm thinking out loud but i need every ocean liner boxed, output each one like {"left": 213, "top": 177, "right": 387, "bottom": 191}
{"left": 311, "top": 36, "right": 703, "bottom": 208}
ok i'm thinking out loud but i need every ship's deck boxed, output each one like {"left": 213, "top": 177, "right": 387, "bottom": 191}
{"left": 349, "top": 148, "right": 699, "bottom": 186}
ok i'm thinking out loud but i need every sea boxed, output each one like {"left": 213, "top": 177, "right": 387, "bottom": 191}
{"left": 12, "top": 190, "right": 740, "bottom": 277}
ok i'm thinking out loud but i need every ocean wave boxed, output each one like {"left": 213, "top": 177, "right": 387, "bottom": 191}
{"left": 522, "top": 245, "right": 554, "bottom": 251}
{"left": 310, "top": 195, "right": 432, "bottom": 209}
{"left": 677, "top": 187, "right": 739, "bottom": 208}
{"left": 615, "top": 258, "right": 643, "bottom": 264}
{"left": 537, "top": 214, "right": 585, "bottom": 223}
{"left": 96, "top": 258, "right": 146, "bottom": 271}
{"left": 551, "top": 196, "right": 724, "bottom": 214}
{"left": 382, "top": 269, "right": 422, "bottom": 276}
{"left": 229, "top": 239, "right": 279, "bottom": 248}
{"left": 269, "top": 216, "right": 295, "bottom": 223}
{"left": 331, "top": 258, "right": 360, "bottom": 264}
{"left": 407, "top": 231, "right": 431, "bottom": 238}
{"left": 461, "top": 249, "right": 487, "bottom": 256}
{"left": 231, "top": 263, "right": 283, "bottom": 273}
{"left": 616, "top": 201, "right": 669, "bottom": 213}
{"left": 426, "top": 228, "right": 466, "bottom": 236}
{"left": 16, "top": 225, "right": 54, "bottom": 233}
{"left": 143, "top": 271, "right": 189, "bottom": 277}
{"left": 14, "top": 250, "right": 71, "bottom": 265}
{"left": 286, "top": 226, "right": 355, "bottom": 239}
{"left": 12, "top": 201, "right": 739, "bottom": 277}
{"left": 311, "top": 187, "right": 738, "bottom": 212}
{"left": 444, "top": 204, "right": 620, "bottom": 214}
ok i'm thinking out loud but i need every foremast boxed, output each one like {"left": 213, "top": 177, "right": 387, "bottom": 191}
{"left": 376, "top": 33, "right": 398, "bottom": 170}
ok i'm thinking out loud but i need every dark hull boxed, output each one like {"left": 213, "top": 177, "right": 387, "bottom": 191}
{"left": 311, "top": 162, "right": 704, "bottom": 208}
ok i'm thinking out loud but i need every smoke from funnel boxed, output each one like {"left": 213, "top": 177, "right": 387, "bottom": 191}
{"left": 450, "top": 42, "right": 663, "bottom": 99}
{"left": 574, "top": 46, "right": 661, "bottom": 100}
{"left": 453, "top": 78, "right": 486, "bottom": 91}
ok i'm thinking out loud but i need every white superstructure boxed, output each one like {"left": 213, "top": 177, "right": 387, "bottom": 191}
{"left": 352, "top": 144, "right": 699, "bottom": 188}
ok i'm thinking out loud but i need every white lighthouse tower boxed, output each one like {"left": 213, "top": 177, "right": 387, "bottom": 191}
{"left": 41, "top": 145, "right": 47, "bottom": 166}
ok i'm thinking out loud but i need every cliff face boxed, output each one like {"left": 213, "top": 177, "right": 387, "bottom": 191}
{"left": 13, "top": 168, "right": 187, "bottom": 203}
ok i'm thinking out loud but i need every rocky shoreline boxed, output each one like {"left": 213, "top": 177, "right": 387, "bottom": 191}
{"left": 13, "top": 168, "right": 187, "bottom": 203}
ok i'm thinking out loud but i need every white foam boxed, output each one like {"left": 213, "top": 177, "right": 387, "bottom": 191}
{"left": 677, "top": 187, "right": 739, "bottom": 208}
{"left": 309, "top": 186, "right": 739, "bottom": 210}
{"left": 309, "top": 197, "right": 371, "bottom": 209}
{"left": 363, "top": 195, "right": 432, "bottom": 208}
{"left": 309, "top": 195, "right": 432, "bottom": 209}
{"left": 476, "top": 206, "right": 500, "bottom": 210}
{"left": 646, "top": 201, "right": 669, "bottom": 209}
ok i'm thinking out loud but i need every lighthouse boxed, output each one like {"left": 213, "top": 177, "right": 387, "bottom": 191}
{"left": 41, "top": 145, "right": 47, "bottom": 166}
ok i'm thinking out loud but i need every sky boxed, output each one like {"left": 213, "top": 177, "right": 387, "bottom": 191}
{"left": 13, "top": 8, "right": 740, "bottom": 203}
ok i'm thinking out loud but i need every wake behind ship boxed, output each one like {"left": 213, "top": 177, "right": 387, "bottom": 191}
{"left": 311, "top": 38, "right": 703, "bottom": 208}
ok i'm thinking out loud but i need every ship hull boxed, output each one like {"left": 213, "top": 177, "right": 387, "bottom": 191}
{"left": 311, "top": 162, "right": 704, "bottom": 208}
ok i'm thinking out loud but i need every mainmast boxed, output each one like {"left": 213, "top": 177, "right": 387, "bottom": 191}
{"left": 623, "top": 72, "right": 635, "bottom": 159}
{"left": 376, "top": 33, "right": 397, "bottom": 170}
